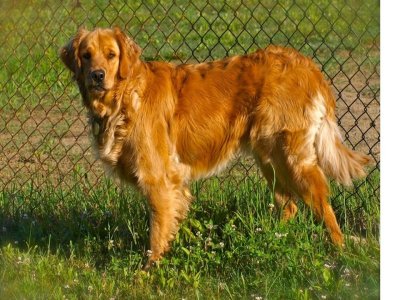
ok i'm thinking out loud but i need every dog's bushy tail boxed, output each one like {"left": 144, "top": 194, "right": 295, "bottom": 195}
{"left": 315, "top": 116, "right": 372, "bottom": 186}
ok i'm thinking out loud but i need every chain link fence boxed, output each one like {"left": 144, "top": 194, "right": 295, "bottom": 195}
{"left": 0, "top": 1, "right": 379, "bottom": 202}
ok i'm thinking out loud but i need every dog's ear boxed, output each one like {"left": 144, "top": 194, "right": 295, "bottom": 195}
{"left": 113, "top": 27, "right": 142, "bottom": 79}
{"left": 60, "top": 28, "right": 89, "bottom": 77}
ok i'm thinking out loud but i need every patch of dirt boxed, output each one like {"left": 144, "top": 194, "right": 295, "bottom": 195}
{"left": 0, "top": 104, "right": 104, "bottom": 190}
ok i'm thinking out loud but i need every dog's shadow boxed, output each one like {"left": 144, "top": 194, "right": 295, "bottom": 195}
{"left": 0, "top": 184, "right": 152, "bottom": 268}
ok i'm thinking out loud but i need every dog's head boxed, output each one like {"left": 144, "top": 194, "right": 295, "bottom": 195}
{"left": 60, "top": 27, "right": 141, "bottom": 98}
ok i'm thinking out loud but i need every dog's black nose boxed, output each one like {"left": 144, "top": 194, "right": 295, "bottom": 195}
{"left": 91, "top": 70, "right": 105, "bottom": 83}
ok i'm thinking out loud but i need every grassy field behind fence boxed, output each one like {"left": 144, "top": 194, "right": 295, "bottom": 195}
{"left": 0, "top": 0, "right": 379, "bottom": 299}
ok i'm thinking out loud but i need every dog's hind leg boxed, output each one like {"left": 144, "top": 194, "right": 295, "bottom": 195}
{"left": 290, "top": 163, "right": 344, "bottom": 246}
{"left": 257, "top": 162, "right": 298, "bottom": 221}
{"left": 253, "top": 132, "right": 343, "bottom": 247}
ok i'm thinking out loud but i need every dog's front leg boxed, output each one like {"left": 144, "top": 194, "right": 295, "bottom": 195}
{"left": 143, "top": 182, "right": 191, "bottom": 270}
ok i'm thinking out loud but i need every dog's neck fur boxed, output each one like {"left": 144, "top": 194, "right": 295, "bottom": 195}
{"left": 81, "top": 61, "right": 149, "bottom": 168}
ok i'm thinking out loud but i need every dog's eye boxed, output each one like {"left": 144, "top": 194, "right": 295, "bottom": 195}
{"left": 108, "top": 52, "right": 116, "bottom": 59}
{"left": 83, "top": 52, "right": 91, "bottom": 60}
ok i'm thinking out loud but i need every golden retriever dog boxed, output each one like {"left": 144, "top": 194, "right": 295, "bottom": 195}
{"left": 60, "top": 27, "right": 371, "bottom": 269}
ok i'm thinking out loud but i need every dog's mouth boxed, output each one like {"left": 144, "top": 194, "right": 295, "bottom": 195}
{"left": 88, "top": 84, "right": 107, "bottom": 94}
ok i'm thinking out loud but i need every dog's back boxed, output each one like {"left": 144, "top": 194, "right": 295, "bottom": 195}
{"left": 167, "top": 45, "right": 370, "bottom": 183}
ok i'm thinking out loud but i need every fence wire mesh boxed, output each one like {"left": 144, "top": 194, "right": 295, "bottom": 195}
{"left": 0, "top": 1, "right": 379, "bottom": 204}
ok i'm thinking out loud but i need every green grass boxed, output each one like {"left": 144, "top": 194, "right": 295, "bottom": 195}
{"left": 0, "top": 169, "right": 380, "bottom": 299}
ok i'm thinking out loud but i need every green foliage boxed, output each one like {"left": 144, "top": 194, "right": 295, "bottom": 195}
{"left": 0, "top": 171, "right": 380, "bottom": 299}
